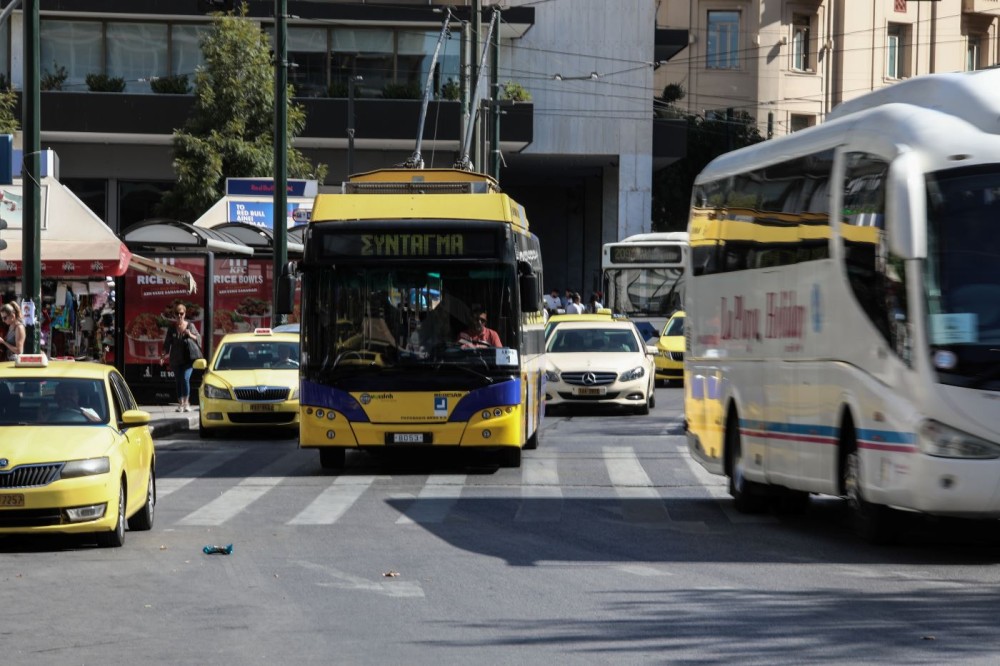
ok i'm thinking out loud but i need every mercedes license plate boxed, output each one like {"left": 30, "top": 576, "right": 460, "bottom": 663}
{"left": 0, "top": 494, "right": 24, "bottom": 507}
{"left": 574, "top": 387, "right": 606, "bottom": 396}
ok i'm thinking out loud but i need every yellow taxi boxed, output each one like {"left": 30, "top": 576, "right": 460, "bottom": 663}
{"left": 654, "top": 310, "right": 685, "bottom": 386}
{"left": 544, "top": 309, "right": 626, "bottom": 341}
{"left": 194, "top": 328, "right": 300, "bottom": 437}
{"left": 0, "top": 354, "right": 155, "bottom": 547}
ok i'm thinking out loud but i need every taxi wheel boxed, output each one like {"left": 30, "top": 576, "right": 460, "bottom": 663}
{"left": 96, "top": 483, "right": 126, "bottom": 548}
{"left": 198, "top": 419, "right": 212, "bottom": 439}
{"left": 127, "top": 468, "right": 155, "bottom": 531}
{"left": 636, "top": 395, "right": 650, "bottom": 416}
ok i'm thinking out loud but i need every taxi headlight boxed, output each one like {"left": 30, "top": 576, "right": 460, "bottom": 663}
{"left": 289, "top": 386, "right": 299, "bottom": 400}
{"left": 619, "top": 366, "right": 646, "bottom": 382}
{"left": 61, "top": 457, "right": 110, "bottom": 479}
{"left": 204, "top": 384, "right": 231, "bottom": 400}
{"left": 918, "top": 420, "right": 1000, "bottom": 459}
{"left": 545, "top": 370, "right": 561, "bottom": 382}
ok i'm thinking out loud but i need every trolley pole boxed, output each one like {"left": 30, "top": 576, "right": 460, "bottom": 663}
{"left": 272, "top": 0, "right": 288, "bottom": 325}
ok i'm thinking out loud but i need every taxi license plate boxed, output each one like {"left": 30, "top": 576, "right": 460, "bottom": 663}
{"left": 0, "top": 494, "right": 24, "bottom": 507}
{"left": 574, "top": 387, "right": 606, "bottom": 396}
{"left": 393, "top": 433, "right": 425, "bottom": 444}
{"left": 250, "top": 404, "right": 275, "bottom": 412}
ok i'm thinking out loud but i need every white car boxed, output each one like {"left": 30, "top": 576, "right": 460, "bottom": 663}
{"left": 544, "top": 321, "right": 656, "bottom": 414}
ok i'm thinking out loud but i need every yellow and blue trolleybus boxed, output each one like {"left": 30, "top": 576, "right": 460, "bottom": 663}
{"left": 296, "top": 168, "right": 545, "bottom": 469}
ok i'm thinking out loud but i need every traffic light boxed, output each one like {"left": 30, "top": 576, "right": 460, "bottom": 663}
{"left": 0, "top": 218, "right": 6, "bottom": 252}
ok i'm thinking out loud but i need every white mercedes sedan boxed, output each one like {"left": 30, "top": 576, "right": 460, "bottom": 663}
{"left": 544, "top": 320, "right": 656, "bottom": 415}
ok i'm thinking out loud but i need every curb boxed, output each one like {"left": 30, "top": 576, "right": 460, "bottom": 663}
{"left": 150, "top": 415, "right": 198, "bottom": 438}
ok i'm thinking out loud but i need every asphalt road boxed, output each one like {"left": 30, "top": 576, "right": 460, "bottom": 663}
{"left": 5, "top": 385, "right": 1000, "bottom": 665}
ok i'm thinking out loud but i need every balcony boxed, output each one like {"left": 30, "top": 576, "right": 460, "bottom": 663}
{"left": 23, "top": 91, "right": 533, "bottom": 153}
{"left": 963, "top": 0, "right": 1000, "bottom": 13}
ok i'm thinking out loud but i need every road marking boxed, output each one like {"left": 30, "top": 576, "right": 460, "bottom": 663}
{"left": 175, "top": 451, "right": 303, "bottom": 525}
{"left": 287, "top": 476, "right": 376, "bottom": 525}
{"left": 156, "top": 450, "right": 245, "bottom": 499}
{"left": 604, "top": 445, "right": 671, "bottom": 523}
{"left": 293, "top": 559, "right": 424, "bottom": 598}
{"left": 396, "top": 475, "right": 466, "bottom": 524}
{"left": 516, "top": 457, "right": 562, "bottom": 522}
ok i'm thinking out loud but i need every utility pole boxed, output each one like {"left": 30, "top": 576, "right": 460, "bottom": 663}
{"left": 471, "top": 0, "right": 481, "bottom": 170}
{"left": 23, "top": 0, "right": 40, "bottom": 353}
{"left": 489, "top": 9, "right": 500, "bottom": 181}
{"left": 272, "top": 0, "right": 288, "bottom": 324}
{"left": 347, "top": 72, "right": 361, "bottom": 177}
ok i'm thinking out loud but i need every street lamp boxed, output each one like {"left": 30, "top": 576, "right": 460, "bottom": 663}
{"left": 347, "top": 74, "right": 363, "bottom": 177}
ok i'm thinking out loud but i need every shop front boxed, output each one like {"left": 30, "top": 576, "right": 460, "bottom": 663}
{"left": 0, "top": 174, "right": 193, "bottom": 361}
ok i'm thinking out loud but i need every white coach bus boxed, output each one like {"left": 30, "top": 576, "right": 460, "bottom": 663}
{"left": 684, "top": 69, "right": 1000, "bottom": 540}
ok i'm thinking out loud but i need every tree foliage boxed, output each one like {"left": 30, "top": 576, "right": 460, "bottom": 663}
{"left": 652, "top": 110, "right": 763, "bottom": 231}
{"left": 157, "top": 7, "right": 327, "bottom": 222}
{"left": 0, "top": 76, "right": 18, "bottom": 134}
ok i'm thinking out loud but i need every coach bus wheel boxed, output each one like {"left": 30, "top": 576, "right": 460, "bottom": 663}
{"left": 726, "top": 408, "right": 768, "bottom": 513}
{"left": 841, "top": 419, "right": 898, "bottom": 544}
{"left": 319, "top": 448, "right": 346, "bottom": 470}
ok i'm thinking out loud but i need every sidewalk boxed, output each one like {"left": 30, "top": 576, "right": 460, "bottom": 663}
{"left": 142, "top": 404, "right": 199, "bottom": 438}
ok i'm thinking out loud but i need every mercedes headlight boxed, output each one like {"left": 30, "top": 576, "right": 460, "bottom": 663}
{"left": 204, "top": 384, "right": 231, "bottom": 400}
{"left": 918, "top": 420, "right": 1000, "bottom": 459}
{"left": 61, "top": 457, "right": 111, "bottom": 479}
{"left": 545, "top": 369, "right": 561, "bottom": 382}
{"left": 619, "top": 366, "right": 646, "bottom": 382}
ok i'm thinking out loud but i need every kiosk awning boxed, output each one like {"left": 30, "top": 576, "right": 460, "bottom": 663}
{"left": 0, "top": 178, "right": 133, "bottom": 277}
{"left": 128, "top": 254, "right": 197, "bottom": 293}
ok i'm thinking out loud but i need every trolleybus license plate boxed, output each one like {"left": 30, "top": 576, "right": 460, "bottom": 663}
{"left": 393, "top": 433, "right": 425, "bottom": 444}
{"left": 0, "top": 494, "right": 24, "bottom": 507}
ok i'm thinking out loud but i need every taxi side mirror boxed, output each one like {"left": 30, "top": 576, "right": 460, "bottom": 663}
{"left": 120, "top": 409, "right": 151, "bottom": 427}
{"left": 193, "top": 358, "right": 207, "bottom": 371}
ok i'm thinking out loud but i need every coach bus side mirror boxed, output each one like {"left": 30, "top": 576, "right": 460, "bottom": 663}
{"left": 519, "top": 273, "right": 539, "bottom": 313}
{"left": 275, "top": 262, "right": 296, "bottom": 315}
{"left": 886, "top": 150, "right": 927, "bottom": 259}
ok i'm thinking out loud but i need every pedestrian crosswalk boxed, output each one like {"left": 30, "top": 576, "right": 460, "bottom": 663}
{"left": 151, "top": 444, "right": 761, "bottom": 529}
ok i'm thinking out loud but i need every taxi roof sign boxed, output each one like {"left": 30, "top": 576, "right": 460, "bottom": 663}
{"left": 253, "top": 328, "right": 273, "bottom": 335}
{"left": 15, "top": 353, "right": 48, "bottom": 367}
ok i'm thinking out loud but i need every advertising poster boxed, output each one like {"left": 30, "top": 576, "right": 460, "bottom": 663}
{"left": 212, "top": 257, "right": 301, "bottom": 349}
{"left": 122, "top": 256, "right": 208, "bottom": 401}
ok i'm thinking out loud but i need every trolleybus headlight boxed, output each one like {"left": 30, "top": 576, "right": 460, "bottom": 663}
{"left": 619, "top": 366, "right": 646, "bottom": 382}
{"left": 918, "top": 420, "right": 1000, "bottom": 459}
{"left": 482, "top": 410, "right": 491, "bottom": 420}
{"left": 545, "top": 370, "right": 560, "bottom": 382}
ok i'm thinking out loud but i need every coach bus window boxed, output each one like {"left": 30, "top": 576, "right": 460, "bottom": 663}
{"left": 925, "top": 166, "right": 1000, "bottom": 381}
{"left": 842, "top": 153, "right": 892, "bottom": 347}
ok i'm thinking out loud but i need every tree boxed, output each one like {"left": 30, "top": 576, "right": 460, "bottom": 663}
{"left": 157, "top": 6, "right": 327, "bottom": 222}
{"left": 652, "top": 110, "right": 763, "bottom": 231}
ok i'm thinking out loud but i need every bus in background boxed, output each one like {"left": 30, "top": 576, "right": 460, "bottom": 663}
{"left": 601, "top": 231, "right": 688, "bottom": 341}
{"left": 295, "top": 168, "right": 545, "bottom": 470}
{"left": 685, "top": 69, "right": 1000, "bottom": 541}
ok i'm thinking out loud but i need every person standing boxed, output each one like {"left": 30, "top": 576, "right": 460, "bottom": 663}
{"left": 588, "top": 292, "right": 604, "bottom": 313}
{"left": 0, "top": 302, "right": 26, "bottom": 360}
{"left": 566, "top": 293, "right": 586, "bottom": 315}
{"left": 161, "top": 304, "right": 201, "bottom": 412}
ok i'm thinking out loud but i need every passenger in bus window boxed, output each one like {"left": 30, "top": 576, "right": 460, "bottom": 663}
{"left": 458, "top": 307, "right": 502, "bottom": 348}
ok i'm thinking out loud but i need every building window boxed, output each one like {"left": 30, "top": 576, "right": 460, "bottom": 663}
{"left": 792, "top": 14, "right": 811, "bottom": 72}
{"left": 790, "top": 114, "right": 815, "bottom": 133}
{"left": 107, "top": 23, "right": 168, "bottom": 93}
{"left": 287, "top": 27, "right": 329, "bottom": 98}
{"left": 967, "top": 35, "right": 981, "bottom": 71}
{"left": 171, "top": 25, "right": 209, "bottom": 81}
{"left": 707, "top": 11, "right": 740, "bottom": 70}
{"left": 40, "top": 20, "right": 103, "bottom": 91}
{"left": 886, "top": 23, "right": 907, "bottom": 79}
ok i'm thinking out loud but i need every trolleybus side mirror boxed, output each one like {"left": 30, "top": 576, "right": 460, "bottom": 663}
{"left": 886, "top": 150, "right": 927, "bottom": 259}
{"left": 519, "top": 273, "right": 540, "bottom": 313}
{"left": 276, "top": 261, "right": 297, "bottom": 315}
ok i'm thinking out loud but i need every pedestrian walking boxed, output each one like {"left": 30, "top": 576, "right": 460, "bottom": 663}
{"left": 0, "top": 301, "right": 26, "bottom": 360}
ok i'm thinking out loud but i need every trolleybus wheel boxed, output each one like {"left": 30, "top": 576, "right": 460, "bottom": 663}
{"left": 498, "top": 446, "right": 522, "bottom": 468}
{"left": 319, "top": 448, "right": 346, "bottom": 470}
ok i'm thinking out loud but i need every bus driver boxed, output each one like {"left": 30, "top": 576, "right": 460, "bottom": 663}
{"left": 458, "top": 307, "right": 502, "bottom": 348}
